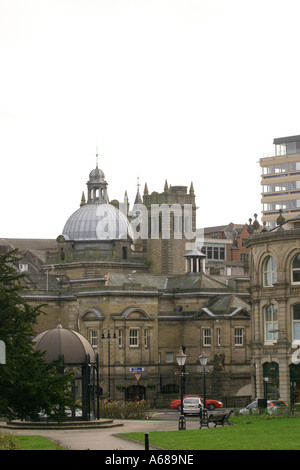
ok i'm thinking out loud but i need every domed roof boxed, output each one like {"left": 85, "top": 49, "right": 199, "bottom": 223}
{"left": 89, "top": 166, "right": 105, "bottom": 183}
{"left": 62, "top": 202, "right": 134, "bottom": 241}
{"left": 33, "top": 324, "right": 96, "bottom": 364}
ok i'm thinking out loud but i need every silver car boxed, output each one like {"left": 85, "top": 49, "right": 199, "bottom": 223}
{"left": 239, "top": 400, "right": 288, "bottom": 415}
{"left": 183, "top": 396, "right": 203, "bottom": 415}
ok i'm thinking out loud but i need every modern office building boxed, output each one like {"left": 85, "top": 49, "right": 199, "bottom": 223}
{"left": 261, "top": 135, "right": 300, "bottom": 228}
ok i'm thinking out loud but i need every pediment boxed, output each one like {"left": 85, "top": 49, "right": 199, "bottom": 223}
{"left": 81, "top": 308, "right": 104, "bottom": 321}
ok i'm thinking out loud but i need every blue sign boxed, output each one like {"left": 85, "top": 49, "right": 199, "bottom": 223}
{"left": 128, "top": 367, "right": 145, "bottom": 372}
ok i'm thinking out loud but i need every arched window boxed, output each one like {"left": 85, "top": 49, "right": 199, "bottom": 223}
{"left": 264, "top": 304, "right": 278, "bottom": 343}
{"left": 263, "top": 256, "right": 277, "bottom": 286}
{"left": 291, "top": 254, "right": 300, "bottom": 284}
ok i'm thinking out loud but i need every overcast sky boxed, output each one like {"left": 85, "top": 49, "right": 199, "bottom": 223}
{"left": 1, "top": 0, "right": 300, "bottom": 238}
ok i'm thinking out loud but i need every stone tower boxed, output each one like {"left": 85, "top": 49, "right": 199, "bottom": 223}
{"left": 141, "top": 180, "right": 196, "bottom": 275}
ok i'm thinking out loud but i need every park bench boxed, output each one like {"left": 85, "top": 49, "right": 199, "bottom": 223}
{"left": 200, "top": 409, "right": 233, "bottom": 428}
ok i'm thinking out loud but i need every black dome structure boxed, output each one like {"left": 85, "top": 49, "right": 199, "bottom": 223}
{"left": 33, "top": 325, "right": 100, "bottom": 421}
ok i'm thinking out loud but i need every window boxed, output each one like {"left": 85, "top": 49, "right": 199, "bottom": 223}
{"left": 202, "top": 245, "right": 225, "bottom": 261}
{"left": 292, "top": 254, "right": 300, "bottom": 284}
{"left": 90, "top": 329, "right": 98, "bottom": 348}
{"left": 263, "top": 256, "right": 277, "bottom": 286}
{"left": 122, "top": 246, "right": 128, "bottom": 259}
{"left": 292, "top": 304, "right": 300, "bottom": 340}
{"left": 118, "top": 329, "right": 123, "bottom": 348}
{"left": 165, "top": 352, "right": 174, "bottom": 363}
{"left": 203, "top": 328, "right": 211, "bottom": 346}
{"left": 234, "top": 328, "right": 243, "bottom": 346}
{"left": 264, "top": 304, "right": 278, "bottom": 343}
{"left": 129, "top": 329, "right": 139, "bottom": 347}
{"left": 217, "top": 328, "right": 221, "bottom": 346}
{"left": 144, "top": 329, "right": 148, "bottom": 348}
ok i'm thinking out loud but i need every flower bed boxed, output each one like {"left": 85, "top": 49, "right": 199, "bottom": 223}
{"left": 99, "top": 400, "right": 153, "bottom": 419}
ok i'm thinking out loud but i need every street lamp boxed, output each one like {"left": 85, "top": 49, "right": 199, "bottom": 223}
{"left": 101, "top": 328, "right": 117, "bottom": 401}
{"left": 199, "top": 351, "right": 208, "bottom": 410}
{"left": 176, "top": 348, "right": 187, "bottom": 431}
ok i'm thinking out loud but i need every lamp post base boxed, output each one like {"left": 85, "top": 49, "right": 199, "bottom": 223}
{"left": 178, "top": 414, "right": 186, "bottom": 430}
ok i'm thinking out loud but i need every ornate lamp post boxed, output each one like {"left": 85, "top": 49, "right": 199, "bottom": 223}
{"left": 101, "top": 328, "right": 117, "bottom": 401}
{"left": 176, "top": 348, "right": 187, "bottom": 430}
{"left": 199, "top": 351, "right": 208, "bottom": 409}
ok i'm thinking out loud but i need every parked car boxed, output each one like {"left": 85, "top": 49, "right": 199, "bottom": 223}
{"left": 239, "top": 400, "right": 288, "bottom": 415}
{"left": 170, "top": 394, "right": 223, "bottom": 411}
{"left": 183, "top": 396, "right": 203, "bottom": 415}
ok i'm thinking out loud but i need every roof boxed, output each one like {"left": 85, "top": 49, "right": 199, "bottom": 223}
{"left": 163, "top": 273, "right": 231, "bottom": 292}
{"left": 0, "top": 238, "right": 58, "bottom": 263}
{"left": 273, "top": 135, "right": 300, "bottom": 144}
{"left": 203, "top": 294, "right": 250, "bottom": 314}
{"left": 106, "top": 272, "right": 166, "bottom": 289}
{"left": 33, "top": 324, "right": 96, "bottom": 364}
{"left": 62, "top": 203, "right": 134, "bottom": 241}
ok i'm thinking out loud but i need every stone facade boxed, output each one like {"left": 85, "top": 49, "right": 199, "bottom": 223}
{"left": 246, "top": 215, "right": 300, "bottom": 406}
{"left": 0, "top": 163, "right": 252, "bottom": 404}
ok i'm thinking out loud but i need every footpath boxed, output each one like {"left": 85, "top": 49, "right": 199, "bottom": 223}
{"left": 1, "top": 415, "right": 202, "bottom": 451}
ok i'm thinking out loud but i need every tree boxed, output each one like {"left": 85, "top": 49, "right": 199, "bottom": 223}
{"left": 0, "top": 250, "right": 76, "bottom": 421}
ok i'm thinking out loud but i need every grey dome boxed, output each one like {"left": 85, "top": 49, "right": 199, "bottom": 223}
{"left": 89, "top": 166, "right": 105, "bottom": 183}
{"left": 62, "top": 203, "right": 134, "bottom": 241}
{"left": 33, "top": 324, "right": 96, "bottom": 364}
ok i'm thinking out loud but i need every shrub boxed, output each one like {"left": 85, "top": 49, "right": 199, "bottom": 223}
{"left": 0, "top": 432, "right": 19, "bottom": 450}
{"left": 99, "top": 400, "right": 153, "bottom": 419}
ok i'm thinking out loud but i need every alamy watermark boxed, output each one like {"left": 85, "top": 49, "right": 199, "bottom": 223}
{"left": 292, "top": 341, "right": 300, "bottom": 364}
{"left": 95, "top": 202, "right": 204, "bottom": 249}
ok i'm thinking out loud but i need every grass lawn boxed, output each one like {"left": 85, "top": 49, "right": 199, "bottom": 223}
{"left": 120, "top": 415, "right": 300, "bottom": 450}
{"left": 16, "top": 436, "right": 68, "bottom": 450}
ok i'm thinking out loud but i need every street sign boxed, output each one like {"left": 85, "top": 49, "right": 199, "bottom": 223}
{"left": 134, "top": 373, "right": 142, "bottom": 382}
{"left": 0, "top": 340, "right": 6, "bottom": 364}
{"left": 128, "top": 367, "right": 145, "bottom": 372}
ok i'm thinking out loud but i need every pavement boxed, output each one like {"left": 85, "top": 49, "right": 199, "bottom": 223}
{"left": 1, "top": 413, "right": 202, "bottom": 451}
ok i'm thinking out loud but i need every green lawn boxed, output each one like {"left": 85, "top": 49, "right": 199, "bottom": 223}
{"left": 16, "top": 436, "right": 68, "bottom": 450}
{"left": 120, "top": 415, "right": 300, "bottom": 450}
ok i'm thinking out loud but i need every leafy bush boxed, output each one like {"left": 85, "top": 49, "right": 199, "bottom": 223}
{"left": 99, "top": 400, "right": 153, "bottom": 419}
{"left": 0, "top": 432, "right": 19, "bottom": 450}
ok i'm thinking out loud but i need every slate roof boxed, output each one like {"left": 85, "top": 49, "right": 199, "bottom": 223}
{"left": 197, "top": 294, "right": 250, "bottom": 317}
{"left": 163, "top": 273, "right": 231, "bottom": 292}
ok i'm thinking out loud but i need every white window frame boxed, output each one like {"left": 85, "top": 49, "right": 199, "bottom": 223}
{"left": 234, "top": 328, "right": 244, "bottom": 346}
{"left": 90, "top": 329, "right": 98, "bottom": 348}
{"left": 165, "top": 352, "right": 174, "bottom": 363}
{"left": 217, "top": 328, "right": 221, "bottom": 346}
{"left": 264, "top": 304, "right": 278, "bottom": 344}
{"left": 263, "top": 256, "right": 277, "bottom": 287}
{"left": 144, "top": 329, "right": 148, "bottom": 348}
{"left": 292, "top": 304, "right": 300, "bottom": 340}
{"left": 202, "top": 328, "right": 211, "bottom": 346}
{"left": 129, "top": 329, "right": 139, "bottom": 347}
{"left": 118, "top": 329, "right": 123, "bottom": 348}
{"left": 291, "top": 254, "right": 300, "bottom": 285}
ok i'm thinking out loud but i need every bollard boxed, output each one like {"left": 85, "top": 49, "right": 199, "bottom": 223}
{"left": 144, "top": 432, "right": 149, "bottom": 450}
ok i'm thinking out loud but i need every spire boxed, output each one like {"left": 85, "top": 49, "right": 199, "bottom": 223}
{"left": 80, "top": 191, "right": 86, "bottom": 207}
{"left": 190, "top": 181, "right": 195, "bottom": 195}
{"left": 96, "top": 145, "right": 99, "bottom": 168}
{"left": 143, "top": 182, "right": 149, "bottom": 196}
{"left": 134, "top": 177, "right": 143, "bottom": 204}
{"left": 164, "top": 179, "right": 169, "bottom": 192}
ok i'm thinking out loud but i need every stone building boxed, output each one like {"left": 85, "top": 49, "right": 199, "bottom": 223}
{"left": 246, "top": 213, "right": 300, "bottom": 406}
{"left": 1, "top": 160, "right": 252, "bottom": 404}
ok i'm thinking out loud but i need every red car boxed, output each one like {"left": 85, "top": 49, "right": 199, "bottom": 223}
{"left": 170, "top": 395, "right": 223, "bottom": 411}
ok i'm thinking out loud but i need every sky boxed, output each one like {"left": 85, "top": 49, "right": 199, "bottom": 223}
{"left": 1, "top": 0, "right": 300, "bottom": 238}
